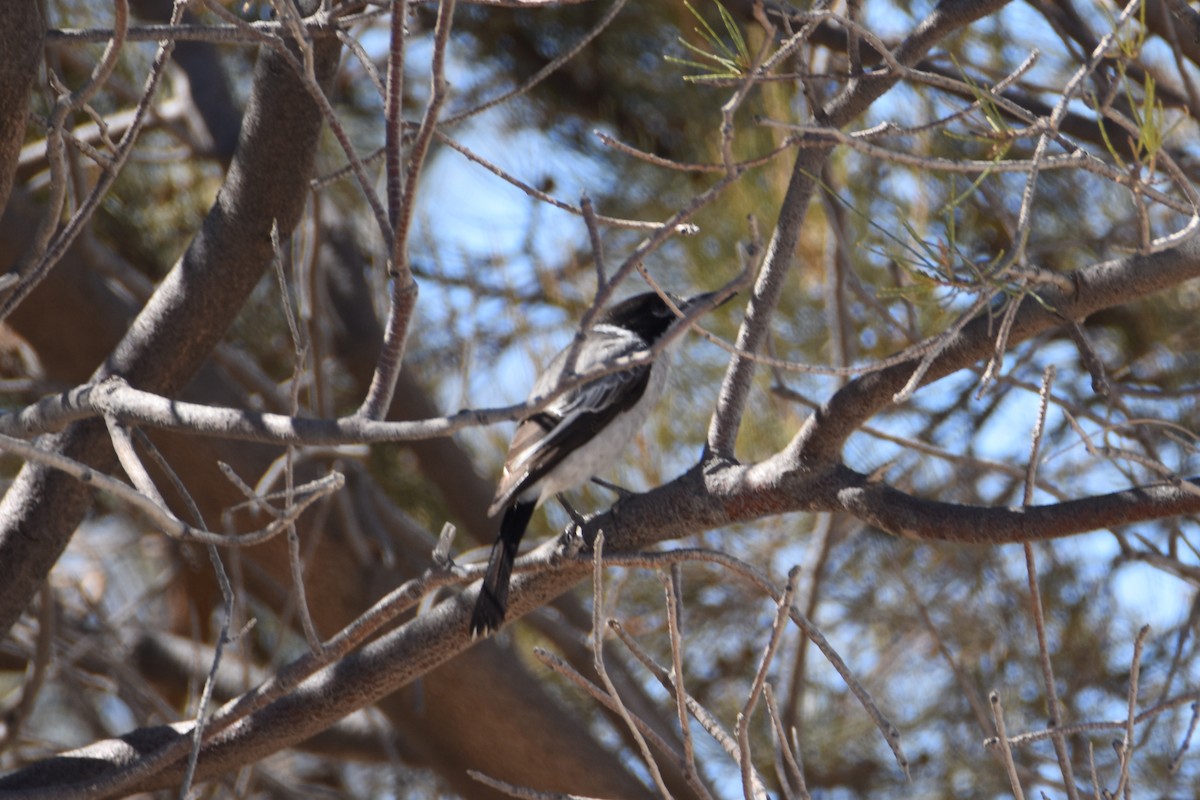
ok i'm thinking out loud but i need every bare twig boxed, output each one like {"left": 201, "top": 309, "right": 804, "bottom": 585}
{"left": 433, "top": 130, "right": 703, "bottom": 233}
{"left": 589, "top": 534, "right": 671, "bottom": 800}
{"left": 1021, "top": 366, "right": 1079, "bottom": 799}
{"left": 782, "top": 514, "right": 834, "bottom": 737}
{"left": 734, "top": 565, "right": 797, "bottom": 800}
{"left": 46, "top": 17, "right": 370, "bottom": 46}
{"left": 718, "top": 12, "right": 776, "bottom": 176}
{"left": 976, "top": 280, "right": 1026, "bottom": 398}
{"left": 607, "top": 620, "right": 767, "bottom": 798}
{"left": 383, "top": 0, "right": 408, "bottom": 239}
{"left": 272, "top": 227, "right": 323, "bottom": 653}
{"left": 985, "top": 690, "right": 1200, "bottom": 748}
{"left": 468, "top": 768, "right": 609, "bottom": 799}
{"left": 0, "top": 427, "right": 342, "bottom": 547}
{"left": 763, "top": 684, "right": 809, "bottom": 800}
{"left": 990, "top": 692, "right": 1027, "bottom": 800}
{"left": 357, "top": 0, "right": 457, "bottom": 421}
{"left": 580, "top": 194, "right": 607, "bottom": 288}
{"left": 199, "top": 0, "right": 392, "bottom": 246}
{"left": 1112, "top": 625, "right": 1152, "bottom": 798}
{"left": 0, "top": 0, "right": 176, "bottom": 324}
{"left": 893, "top": 292, "right": 993, "bottom": 404}
{"left": 110, "top": 424, "right": 236, "bottom": 800}
{"left": 443, "top": 0, "right": 629, "bottom": 126}
{"left": 594, "top": 546, "right": 907, "bottom": 775}
{"left": 661, "top": 568, "right": 703, "bottom": 793}
{"left": 532, "top": 645, "right": 688, "bottom": 797}
{"left": 1169, "top": 702, "right": 1200, "bottom": 774}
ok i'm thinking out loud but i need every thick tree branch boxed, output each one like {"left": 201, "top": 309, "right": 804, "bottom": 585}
{"left": 3, "top": 450, "right": 1196, "bottom": 795}
{"left": 18, "top": 441, "right": 1194, "bottom": 795}
{"left": 831, "top": 469, "right": 1200, "bottom": 543}
{"left": 7, "top": 0, "right": 1200, "bottom": 793}
{"left": 0, "top": 0, "right": 43, "bottom": 219}
{"left": 708, "top": 0, "right": 1015, "bottom": 457}
{"left": 788, "top": 231, "right": 1200, "bottom": 465}
{"left": 0, "top": 198, "right": 672, "bottom": 800}
{"left": 0, "top": 13, "right": 342, "bottom": 636}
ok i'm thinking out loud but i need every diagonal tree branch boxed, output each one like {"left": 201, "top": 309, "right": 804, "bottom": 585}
{"left": 0, "top": 0, "right": 44, "bottom": 220}
{"left": 707, "top": 0, "right": 1016, "bottom": 457}
{"left": 787, "top": 231, "right": 1200, "bottom": 465}
{"left": 7, "top": 220, "right": 1200, "bottom": 793}
{"left": 0, "top": 11, "right": 343, "bottom": 637}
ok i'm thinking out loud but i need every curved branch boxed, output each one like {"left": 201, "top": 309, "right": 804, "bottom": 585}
{"left": 832, "top": 470, "right": 1200, "bottom": 543}
{"left": 0, "top": 0, "right": 43, "bottom": 219}
{"left": 707, "top": 0, "right": 1016, "bottom": 456}
{"left": 0, "top": 16, "right": 344, "bottom": 637}
{"left": 788, "top": 232, "right": 1200, "bottom": 465}
{"left": 7, "top": 0, "right": 1200, "bottom": 790}
{"left": 4, "top": 447, "right": 1197, "bottom": 794}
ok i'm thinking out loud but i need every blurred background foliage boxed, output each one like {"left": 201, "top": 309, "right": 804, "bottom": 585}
{"left": 4, "top": 0, "right": 1200, "bottom": 796}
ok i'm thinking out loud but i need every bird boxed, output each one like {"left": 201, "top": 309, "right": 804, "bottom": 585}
{"left": 469, "top": 289, "right": 722, "bottom": 637}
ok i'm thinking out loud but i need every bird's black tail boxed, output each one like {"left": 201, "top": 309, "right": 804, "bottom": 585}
{"left": 470, "top": 501, "right": 536, "bottom": 637}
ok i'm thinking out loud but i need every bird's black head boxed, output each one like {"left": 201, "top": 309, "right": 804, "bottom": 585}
{"left": 600, "top": 290, "right": 721, "bottom": 343}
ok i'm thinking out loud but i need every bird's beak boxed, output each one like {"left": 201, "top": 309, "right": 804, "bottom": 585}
{"left": 682, "top": 289, "right": 736, "bottom": 314}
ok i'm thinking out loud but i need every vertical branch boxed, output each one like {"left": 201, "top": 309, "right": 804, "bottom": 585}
{"left": 783, "top": 514, "right": 833, "bottom": 736}
{"left": 662, "top": 567, "right": 702, "bottom": 791}
{"left": 704, "top": 2, "right": 840, "bottom": 458}
{"left": 1112, "top": 625, "right": 1151, "bottom": 798}
{"left": 818, "top": 168, "right": 861, "bottom": 367}
{"left": 1169, "top": 700, "right": 1200, "bottom": 774}
{"left": 975, "top": 132, "right": 1050, "bottom": 397}
{"left": 736, "top": 566, "right": 798, "bottom": 800}
{"left": 790, "top": 602, "right": 908, "bottom": 776}
{"left": 589, "top": 534, "right": 672, "bottom": 800}
{"left": 272, "top": 226, "right": 323, "bottom": 652}
{"left": 1022, "top": 365, "right": 1079, "bottom": 799}
{"left": 763, "top": 684, "right": 808, "bottom": 800}
{"left": 109, "top": 422, "right": 237, "bottom": 800}
{"left": 581, "top": 194, "right": 608, "bottom": 289}
{"left": 781, "top": 161, "right": 847, "bottom": 721}
{"left": 989, "top": 691, "right": 1027, "bottom": 800}
{"left": 719, "top": 15, "right": 775, "bottom": 175}
{"left": 384, "top": 0, "right": 409, "bottom": 235}
{"left": 358, "top": 0, "right": 455, "bottom": 420}
{"left": 1087, "top": 741, "right": 1101, "bottom": 800}
{"left": 393, "top": 0, "right": 453, "bottom": 263}
{"left": 1023, "top": 365, "right": 1055, "bottom": 507}
{"left": 530, "top": 642, "right": 693, "bottom": 797}
{"left": 706, "top": 145, "right": 829, "bottom": 459}
{"left": 610, "top": 580, "right": 759, "bottom": 799}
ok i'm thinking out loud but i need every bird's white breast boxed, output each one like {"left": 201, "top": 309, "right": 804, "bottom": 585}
{"left": 527, "top": 351, "right": 672, "bottom": 505}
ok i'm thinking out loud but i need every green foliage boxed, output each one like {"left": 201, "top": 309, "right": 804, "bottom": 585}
{"left": 665, "top": 0, "right": 752, "bottom": 81}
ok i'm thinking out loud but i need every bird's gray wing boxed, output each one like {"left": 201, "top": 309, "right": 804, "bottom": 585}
{"left": 488, "top": 329, "right": 651, "bottom": 515}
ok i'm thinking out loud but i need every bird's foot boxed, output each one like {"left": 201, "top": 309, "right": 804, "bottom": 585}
{"left": 557, "top": 524, "right": 586, "bottom": 559}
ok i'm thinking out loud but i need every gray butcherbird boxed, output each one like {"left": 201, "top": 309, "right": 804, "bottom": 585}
{"left": 470, "top": 290, "right": 722, "bottom": 637}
